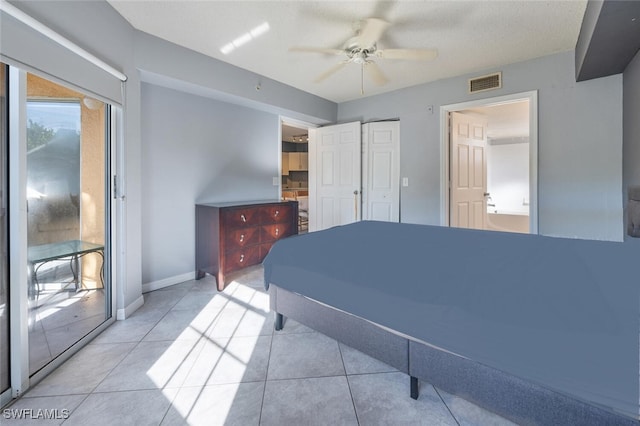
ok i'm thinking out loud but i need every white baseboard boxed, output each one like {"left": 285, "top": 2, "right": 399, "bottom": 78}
{"left": 116, "top": 294, "right": 144, "bottom": 320}
{"left": 141, "top": 271, "right": 196, "bottom": 293}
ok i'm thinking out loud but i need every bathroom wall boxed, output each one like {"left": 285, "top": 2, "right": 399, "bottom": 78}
{"left": 487, "top": 139, "right": 530, "bottom": 215}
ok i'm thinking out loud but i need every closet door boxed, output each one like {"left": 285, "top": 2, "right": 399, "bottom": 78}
{"left": 309, "top": 122, "right": 361, "bottom": 231}
{"left": 362, "top": 122, "right": 400, "bottom": 222}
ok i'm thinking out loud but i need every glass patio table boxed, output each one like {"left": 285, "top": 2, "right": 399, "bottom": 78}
{"left": 27, "top": 240, "right": 104, "bottom": 299}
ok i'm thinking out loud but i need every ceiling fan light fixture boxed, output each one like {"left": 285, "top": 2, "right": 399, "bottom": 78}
{"left": 289, "top": 15, "right": 436, "bottom": 91}
{"left": 351, "top": 50, "right": 369, "bottom": 64}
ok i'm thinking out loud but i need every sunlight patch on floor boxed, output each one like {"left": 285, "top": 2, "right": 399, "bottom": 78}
{"left": 147, "top": 277, "right": 266, "bottom": 424}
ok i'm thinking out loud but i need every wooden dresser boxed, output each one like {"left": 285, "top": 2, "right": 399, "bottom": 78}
{"left": 195, "top": 200, "right": 298, "bottom": 290}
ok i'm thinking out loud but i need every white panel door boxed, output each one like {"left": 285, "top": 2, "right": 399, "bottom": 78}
{"left": 362, "top": 122, "right": 400, "bottom": 222}
{"left": 450, "top": 112, "right": 487, "bottom": 229}
{"left": 309, "top": 122, "right": 361, "bottom": 232}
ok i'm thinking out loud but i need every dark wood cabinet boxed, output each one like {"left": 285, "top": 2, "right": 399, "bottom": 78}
{"left": 195, "top": 200, "right": 298, "bottom": 290}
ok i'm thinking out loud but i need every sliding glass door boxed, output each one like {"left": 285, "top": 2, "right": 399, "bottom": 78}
{"left": 0, "top": 64, "right": 9, "bottom": 399}
{"left": 23, "top": 72, "right": 112, "bottom": 376}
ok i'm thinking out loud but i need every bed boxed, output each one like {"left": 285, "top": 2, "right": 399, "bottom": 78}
{"left": 263, "top": 221, "right": 639, "bottom": 425}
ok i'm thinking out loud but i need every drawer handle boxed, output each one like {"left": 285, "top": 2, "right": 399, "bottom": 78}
{"left": 274, "top": 210, "right": 279, "bottom": 217}
{"left": 240, "top": 254, "right": 244, "bottom": 263}
{"left": 239, "top": 234, "right": 245, "bottom": 242}
{"left": 241, "top": 214, "right": 246, "bottom": 222}
{"left": 275, "top": 227, "right": 279, "bottom": 236}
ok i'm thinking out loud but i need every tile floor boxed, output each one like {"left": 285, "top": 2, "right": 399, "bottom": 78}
{"left": 29, "top": 287, "right": 106, "bottom": 374}
{"left": 3, "top": 265, "right": 517, "bottom": 425}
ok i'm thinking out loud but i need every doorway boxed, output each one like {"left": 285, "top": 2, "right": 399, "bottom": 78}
{"left": 25, "top": 73, "right": 112, "bottom": 375}
{"left": 280, "top": 119, "right": 312, "bottom": 233}
{"left": 441, "top": 91, "right": 538, "bottom": 234}
{"left": 2, "top": 66, "right": 116, "bottom": 401}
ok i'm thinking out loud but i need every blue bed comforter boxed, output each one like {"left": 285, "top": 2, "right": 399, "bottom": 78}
{"left": 263, "top": 221, "right": 639, "bottom": 419}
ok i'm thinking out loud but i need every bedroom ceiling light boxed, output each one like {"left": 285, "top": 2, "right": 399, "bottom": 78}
{"left": 220, "top": 22, "right": 270, "bottom": 55}
{"left": 291, "top": 134, "right": 308, "bottom": 143}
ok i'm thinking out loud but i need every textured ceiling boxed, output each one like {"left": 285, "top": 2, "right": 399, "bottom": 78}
{"left": 108, "top": 0, "right": 588, "bottom": 103}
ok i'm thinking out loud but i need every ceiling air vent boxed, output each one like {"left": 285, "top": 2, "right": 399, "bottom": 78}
{"left": 468, "top": 72, "right": 502, "bottom": 94}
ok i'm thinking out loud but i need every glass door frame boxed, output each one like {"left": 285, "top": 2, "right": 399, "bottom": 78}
{"left": 0, "top": 64, "right": 11, "bottom": 408}
{"left": 5, "top": 65, "right": 118, "bottom": 400}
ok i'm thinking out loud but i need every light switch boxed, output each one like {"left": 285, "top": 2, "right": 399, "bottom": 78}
{"left": 402, "top": 177, "right": 409, "bottom": 187}
{"left": 273, "top": 177, "right": 279, "bottom": 186}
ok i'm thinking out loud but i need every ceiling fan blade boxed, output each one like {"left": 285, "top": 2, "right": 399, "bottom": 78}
{"left": 314, "top": 62, "right": 348, "bottom": 83}
{"left": 289, "top": 46, "right": 344, "bottom": 55}
{"left": 377, "top": 48, "right": 438, "bottom": 61}
{"left": 365, "top": 61, "right": 388, "bottom": 86}
{"left": 356, "top": 18, "right": 390, "bottom": 48}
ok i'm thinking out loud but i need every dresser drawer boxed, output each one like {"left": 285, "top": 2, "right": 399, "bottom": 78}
{"left": 261, "top": 223, "right": 294, "bottom": 242}
{"left": 261, "top": 204, "right": 293, "bottom": 224}
{"left": 222, "top": 207, "right": 260, "bottom": 228}
{"left": 224, "top": 227, "right": 260, "bottom": 253}
{"left": 223, "top": 245, "right": 260, "bottom": 273}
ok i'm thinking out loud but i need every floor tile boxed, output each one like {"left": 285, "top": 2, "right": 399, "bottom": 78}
{"left": 89, "top": 316, "right": 159, "bottom": 344}
{"left": 125, "top": 305, "right": 170, "bottom": 324}
{"left": 348, "top": 372, "right": 458, "bottom": 426}
{"left": 156, "top": 280, "right": 195, "bottom": 293}
{"left": 226, "top": 265, "right": 265, "bottom": 289}
{"left": 136, "top": 290, "right": 185, "bottom": 315}
{"left": 437, "top": 388, "right": 519, "bottom": 426}
{"left": 339, "top": 342, "right": 398, "bottom": 375}
{"left": 267, "top": 332, "right": 344, "bottom": 380}
{"left": 261, "top": 376, "right": 358, "bottom": 426}
{"left": 276, "top": 316, "right": 315, "bottom": 334}
{"left": 161, "top": 382, "right": 263, "bottom": 426}
{"left": 188, "top": 276, "right": 218, "bottom": 293}
{"left": 38, "top": 290, "right": 105, "bottom": 331}
{"left": 27, "top": 342, "right": 136, "bottom": 397}
{"left": 1, "top": 394, "right": 87, "bottom": 425}
{"left": 143, "top": 309, "right": 219, "bottom": 342}
{"left": 95, "top": 339, "right": 202, "bottom": 392}
{"left": 62, "top": 389, "right": 177, "bottom": 426}
{"left": 183, "top": 335, "right": 271, "bottom": 386}
{"left": 170, "top": 291, "right": 228, "bottom": 312}
{"left": 227, "top": 286, "right": 270, "bottom": 312}
{"left": 43, "top": 314, "right": 105, "bottom": 356}
{"left": 206, "top": 306, "right": 272, "bottom": 339}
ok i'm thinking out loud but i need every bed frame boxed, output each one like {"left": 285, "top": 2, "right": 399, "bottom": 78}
{"left": 269, "top": 284, "right": 638, "bottom": 426}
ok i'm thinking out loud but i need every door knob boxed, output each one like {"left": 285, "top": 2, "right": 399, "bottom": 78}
{"left": 354, "top": 190, "right": 359, "bottom": 220}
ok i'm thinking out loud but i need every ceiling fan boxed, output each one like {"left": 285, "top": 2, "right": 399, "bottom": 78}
{"left": 290, "top": 18, "right": 438, "bottom": 94}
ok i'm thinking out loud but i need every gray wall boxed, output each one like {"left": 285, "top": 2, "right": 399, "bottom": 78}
{"left": 141, "top": 83, "right": 280, "bottom": 284}
{"left": 338, "top": 51, "right": 624, "bottom": 242}
{"left": 623, "top": 49, "right": 640, "bottom": 245}
{"left": 134, "top": 32, "right": 336, "bottom": 125}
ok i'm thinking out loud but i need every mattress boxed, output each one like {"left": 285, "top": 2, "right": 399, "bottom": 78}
{"left": 263, "top": 221, "right": 639, "bottom": 419}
